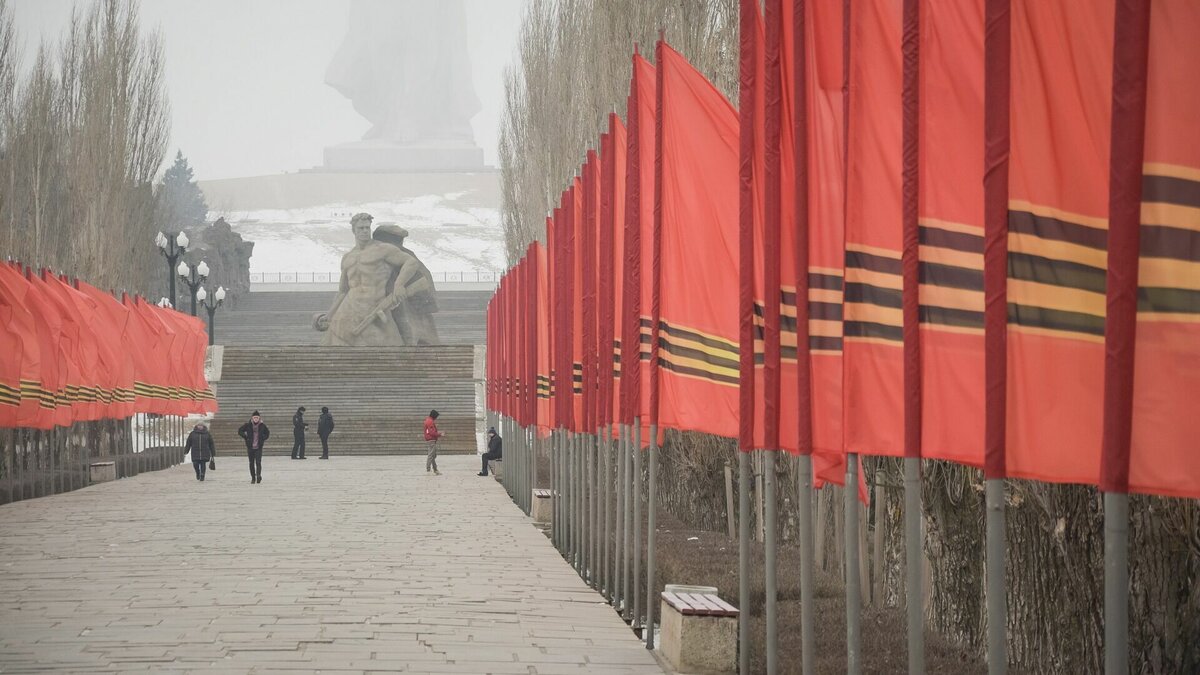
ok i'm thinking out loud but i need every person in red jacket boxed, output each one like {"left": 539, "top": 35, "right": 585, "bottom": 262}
{"left": 424, "top": 409, "right": 445, "bottom": 475}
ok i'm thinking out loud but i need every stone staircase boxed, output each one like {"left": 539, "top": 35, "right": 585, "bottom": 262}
{"left": 216, "top": 288, "right": 489, "bottom": 346}
{"left": 209, "top": 345, "right": 478, "bottom": 456}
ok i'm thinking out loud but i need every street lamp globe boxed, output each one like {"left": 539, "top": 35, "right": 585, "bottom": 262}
{"left": 177, "top": 260, "right": 189, "bottom": 278}
{"left": 215, "top": 286, "right": 226, "bottom": 302}
{"left": 155, "top": 231, "right": 167, "bottom": 249}
{"left": 196, "top": 286, "right": 208, "bottom": 302}
{"left": 197, "top": 261, "right": 210, "bottom": 278}
{"left": 176, "top": 231, "right": 189, "bottom": 248}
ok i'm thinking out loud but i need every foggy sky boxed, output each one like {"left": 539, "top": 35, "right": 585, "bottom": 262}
{"left": 10, "top": 0, "right": 524, "bottom": 181}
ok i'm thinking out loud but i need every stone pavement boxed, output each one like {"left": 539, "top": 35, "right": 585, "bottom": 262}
{"left": 0, "top": 456, "right": 664, "bottom": 674}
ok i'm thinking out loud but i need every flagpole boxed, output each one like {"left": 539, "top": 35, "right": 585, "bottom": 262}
{"left": 846, "top": 453, "right": 862, "bottom": 675}
{"left": 764, "top": 450, "right": 778, "bottom": 674}
{"left": 626, "top": 419, "right": 639, "bottom": 623}
{"left": 632, "top": 425, "right": 643, "bottom": 629}
{"left": 797, "top": 454, "right": 815, "bottom": 674}
{"left": 616, "top": 423, "right": 628, "bottom": 612}
{"left": 738, "top": 449, "right": 751, "bottom": 675}
{"left": 644, "top": 424, "right": 658, "bottom": 649}
{"left": 904, "top": 458, "right": 925, "bottom": 673}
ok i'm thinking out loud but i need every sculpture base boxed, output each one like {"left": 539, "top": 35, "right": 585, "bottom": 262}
{"left": 322, "top": 141, "right": 485, "bottom": 173}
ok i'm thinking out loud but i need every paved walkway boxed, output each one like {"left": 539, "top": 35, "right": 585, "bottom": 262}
{"left": 0, "top": 456, "right": 663, "bottom": 674}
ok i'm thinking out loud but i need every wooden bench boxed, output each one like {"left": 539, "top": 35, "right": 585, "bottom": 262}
{"left": 660, "top": 591, "right": 738, "bottom": 674}
{"left": 531, "top": 488, "right": 554, "bottom": 523}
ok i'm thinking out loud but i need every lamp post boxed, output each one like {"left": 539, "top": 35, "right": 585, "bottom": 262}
{"left": 197, "top": 285, "right": 226, "bottom": 346}
{"left": 177, "top": 260, "right": 209, "bottom": 316}
{"left": 155, "top": 231, "right": 189, "bottom": 308}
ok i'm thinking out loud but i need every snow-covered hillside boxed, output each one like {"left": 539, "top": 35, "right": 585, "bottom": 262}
{"left": 200, "top": 173, "right": 506, "bottom": 279}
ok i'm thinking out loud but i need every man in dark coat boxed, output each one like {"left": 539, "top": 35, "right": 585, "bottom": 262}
{"left": 317, "top": 406, "right": 335, "bottom": 459}
{"left": 185, "top": 422, "right": 216, "bottom": 481}
{"left": 479, "top": 426, "right": 502, "bottom": 476}
{"left": 292, "top": 406, "right": 309, "bottom": 459}
{"left": 238, "top": 411, "right": 270, "bottom": 484}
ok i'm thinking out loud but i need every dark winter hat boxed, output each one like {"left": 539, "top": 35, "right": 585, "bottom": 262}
{"left": 321, "top": 406, "right": 329, "bottom": 413}
{"left": 299, "top": 406, "right": 306, "bottom": 412}
{"left": 429, "top": 409, "right": 440, "bottom": 419}
{"left": 488, "top": 427, "right": 496, "bottom": 434}
{"left": 251, "top": 410, "right": 261, "bottom": 417}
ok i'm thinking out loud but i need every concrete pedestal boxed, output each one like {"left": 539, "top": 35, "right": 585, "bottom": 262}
{"left": 660, "top": 599, "right": 738, "bottom": 674}
{"left": 531, "top": 491, "right": 553, "bottom": 523}
{"left": 322, "top": 141, "right": 485, "bottom": 173}
{"left": 89, "top": 462, "right": 116, "bottom": 484}
{"left": 489, "top": 460, "right": 502, "bottom": 480}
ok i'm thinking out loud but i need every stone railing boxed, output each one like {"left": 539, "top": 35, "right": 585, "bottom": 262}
{"left": 249, "top": 270, "right": 498, "bottom": 285}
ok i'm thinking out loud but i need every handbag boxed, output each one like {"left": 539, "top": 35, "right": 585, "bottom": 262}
{"left": 208, "top": 459, "right": 216, "bottom": 470}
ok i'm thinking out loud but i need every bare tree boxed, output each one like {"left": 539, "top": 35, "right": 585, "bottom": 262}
{"left": 0, "top": 0, "right": 168, "bottom": 296}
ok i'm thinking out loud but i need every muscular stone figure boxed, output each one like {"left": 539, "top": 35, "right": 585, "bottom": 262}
{"left": 316, "top": 213, "right": 420, "bottom": 346}
{"left": 372, "top": 225, "right": 440, "bottom": 345}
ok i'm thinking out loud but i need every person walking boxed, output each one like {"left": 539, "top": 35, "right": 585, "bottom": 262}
{"left": 317, "top": 406, "right": 335, "bottom": 459}
{"left": 185, "top": 422, "right": 216, "bottom": 481}
{"left": 238, "top": 411, "right": 270, "bottom": 484}
{"left": 424, "top": 409, "right": 445, "bottom": 475}
{"left": 292, "top": 406, "right": 309, "bottom": 459}
{"left": 479, "top": 426, "right": 502, "bottom": 476}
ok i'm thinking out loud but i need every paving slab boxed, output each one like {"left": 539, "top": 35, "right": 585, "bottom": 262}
{"left": 0, "top": 456, "right": 662, "bottom": 673}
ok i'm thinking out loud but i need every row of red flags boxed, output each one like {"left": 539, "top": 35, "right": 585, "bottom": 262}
{"left": 487, "top": 0, "right": 1199, "bottom": 500}
{"left": 0, "top": 261, "right": 218, "bottom": 428}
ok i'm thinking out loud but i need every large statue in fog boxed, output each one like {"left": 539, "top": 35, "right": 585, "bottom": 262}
{"left": 313, "top": 213, "right": 439, "bottom": 346}
{"left": 325, "top": 0, "right": 480, "bottom": 144}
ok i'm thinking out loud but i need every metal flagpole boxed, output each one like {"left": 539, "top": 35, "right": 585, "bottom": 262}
{"left": 798, "top": 454, "right": 815, "bottom": 674}
{"left": 617, "top": 423, "right": 629, "bottom": 614}
{"left": 764, "top": 450, "right": 778, "bottom": 673}
{"left": 602, "top": 425, "right": 611, "bottom": 600}
{"left": 632, "top": 422, "right": 643, "bottom": 629}
{"left": 551, "top": 430, "right": 558, "bottom": 549}
{"left": 846, "top": 453, "right": 861, "bottom": 675}
{"left": 625, "top": 420, "right": 639, "bottom": 622}
{"left": 644, "top": 425, "right": 659, "bottom": 649}
{"left": 905, "top": 457, "right": 925, "bottom": 673}
{"left": 738, "top": 449, "right": 751, "bottom": 675}
{"left": 986, "top": 479, "right": 1007, "bottom": 675}
{"left": 1104, "top": 492, "right": 1129, "bottom": 675}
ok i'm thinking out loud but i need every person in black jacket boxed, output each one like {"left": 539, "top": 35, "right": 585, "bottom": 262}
{"left": 478, "top": 426, "right": 502, "bottom": 476}
{"left": 238, "top": 411, "right": 270, "bottom": 483}
{"left": 317, "top": 406, "right": 335, "bottom": 459}
{"left": 185, "top": 422, "right": 216, "bottom": 481}
{"left": 291, "top": 406, "right": 308, "bottom": 459}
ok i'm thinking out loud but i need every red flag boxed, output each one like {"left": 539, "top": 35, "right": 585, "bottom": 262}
{"left": 654, "top": 41, "right": 740, "bottom": 439}
{"left": 1122, "top": 0, "right": 1200, "bottom": 498}
{"left": 40, "top": 273, "right": 102, "bottom": 422}
{"left": 0, "top": 264, "right": 41, "bottom": 427}
{"left": 1001, "top": 0, "right": 1113, "bottom": 484}
{"left": 843, "top": 0, "right": 904, "bottom": 460}
{"left": 608, "top": 115, "right": 628, "bottom": 431}
{"left": 536, "top": 240, "right": 553, "bottom": 436}
{"left": 22, "top": 269, "right": 67, "bottom": 428}
{"left": 77, "top": 282, "right": 137, "bottom": 419}
{"left": 621, "top": 53, "right": 657, "bottom": 440}
{"left": 917, "top": 0, "right": 986, "bottom": 469}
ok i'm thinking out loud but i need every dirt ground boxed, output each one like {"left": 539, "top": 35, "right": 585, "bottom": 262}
{"left": 561, "top": 508, "right": 986, "bottom": 674}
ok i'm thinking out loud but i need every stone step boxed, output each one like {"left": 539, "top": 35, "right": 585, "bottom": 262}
{"left": 212, "top": 345, "right": 479, "bottom": 456}
{"left": 216, "top": 288, "right": 490, "bottom": 347}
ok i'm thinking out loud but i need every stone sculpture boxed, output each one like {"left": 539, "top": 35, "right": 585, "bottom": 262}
{"left": 314, "top": 213, "right": 439, "bottom": 346}
{"left": 325, "top": 0, "right": 480, "bottom": 145}
{"left": 372, "top": 225, "right": 440, "bottom": 346}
